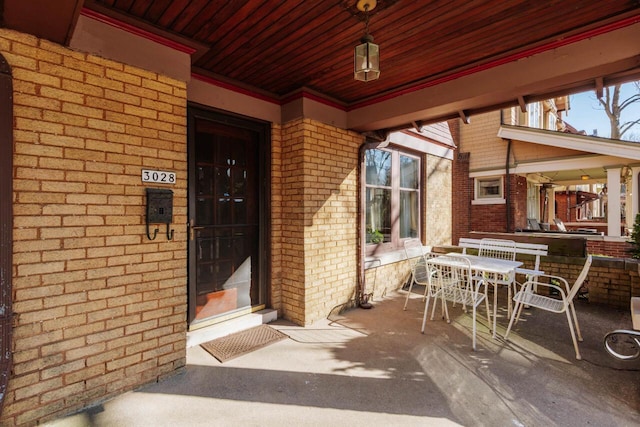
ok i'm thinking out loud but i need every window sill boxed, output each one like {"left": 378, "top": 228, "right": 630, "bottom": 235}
{"left": 472, "top": 198, "right": 506, "bottom": 205}
{"left": 364, "top": 245, "right": 430, "bottom": 269}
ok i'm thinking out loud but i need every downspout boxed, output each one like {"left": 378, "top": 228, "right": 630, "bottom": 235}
{"left": 357, "top": 134, "right": 389, "bottom": 309}
{"left": 501, "top": 110, "right": 512, "bottom": 233}
{"left": 506, "top": 139, "right": 512, "bottom": 232}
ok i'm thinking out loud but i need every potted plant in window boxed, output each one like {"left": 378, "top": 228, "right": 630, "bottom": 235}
{"left": 367, "top": 227, "right": 384, "bottom": 244}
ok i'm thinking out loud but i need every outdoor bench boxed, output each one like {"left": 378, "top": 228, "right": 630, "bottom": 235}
{"left": 458, "top": 237, "right": 548, "bottom": 282}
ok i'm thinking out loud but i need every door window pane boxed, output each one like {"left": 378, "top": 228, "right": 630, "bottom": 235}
{"left": 233, "top": 169, "right": 247, "bottom": 197}
{"left": 195, "top": 132, "right": 213, "bottom": 160}
{"left": 196, "top": 166, "right": 213, "bottom": 196}
{"left": 234, "top": 198, "right": 247, "bottom": 224}
{"left": 216, "top": 196, "right": 232, "bottom": 224}
{"left": 196, "top": 198, "right": 212, "bottom": 224}
{"left": 215, "top": 167, "right": 230, "bottom": 198}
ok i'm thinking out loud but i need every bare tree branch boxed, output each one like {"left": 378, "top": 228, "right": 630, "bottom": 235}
{"left": 619, "top": 93, "right": 640, "bottom": 111}
{"left": 620, "top": 117, "right": 640, "bottom": 137}
{"left": 597, "top": 82, "right": 639, "bottom": 140}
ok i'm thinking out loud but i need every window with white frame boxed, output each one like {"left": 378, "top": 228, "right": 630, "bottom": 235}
{"left": 546, "top": 110, "right": 557, "bottom": 130}
{"left": 364, "top": 148, "right": 420, "bottom": 252}
{"left": 527, "top": 102, "right": 541, "bottom": 129}
{"left": 473, "top": 176, "right": 504, "bottom": 204}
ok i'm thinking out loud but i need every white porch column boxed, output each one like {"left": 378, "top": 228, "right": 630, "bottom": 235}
{"left": 632, "top": 166, "right": 640, "bottom": 226}
{"left": 548, "top": 186, "right": 556, "bottom": 223}
{"left": 607, "top": 167, "right": 621, "bottom": 237}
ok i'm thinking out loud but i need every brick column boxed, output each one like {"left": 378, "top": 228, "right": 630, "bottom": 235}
{"left": 452, "top": 152, "right": 471, "bottom": 244}
{"left": 279, "top": 118, "right": 361, "bottom": 325}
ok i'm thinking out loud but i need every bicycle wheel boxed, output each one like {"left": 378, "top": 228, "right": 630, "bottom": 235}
{"left": 604, "top": 330, "right": 640, "bottom": 360}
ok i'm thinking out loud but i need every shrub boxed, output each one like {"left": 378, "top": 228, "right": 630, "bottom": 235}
{"left": 628, "top": 213, "right": 640, "bottom": 259}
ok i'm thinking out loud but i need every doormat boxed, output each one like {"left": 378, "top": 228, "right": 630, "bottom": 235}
{"left": 200, "top": 324, "right": 288, "bottom": 363}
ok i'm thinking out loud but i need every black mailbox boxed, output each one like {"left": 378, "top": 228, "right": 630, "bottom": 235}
{"left": 146, "top": 188, "right": 174, "bottom": 240}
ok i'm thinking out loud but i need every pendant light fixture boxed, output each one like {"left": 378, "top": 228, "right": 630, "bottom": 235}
{"left": 354, "top": 0, "right": 380, "bottom": 82}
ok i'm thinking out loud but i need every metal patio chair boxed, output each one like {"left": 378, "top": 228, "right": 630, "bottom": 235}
{"left": 504, "top": 255, "right": 593, "bottom": 360}
{"left": 479, "top": 238, "right": 517, "bottom": 316}
{"left": 402, "top": 239, "right": 437, "bottom": 310}
{"left": 421, "top": 255, "right": 487, "bottom": 350}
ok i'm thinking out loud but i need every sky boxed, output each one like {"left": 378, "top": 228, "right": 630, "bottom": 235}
{"left": 563, "top": 82, "right": 640, "bottom": 140}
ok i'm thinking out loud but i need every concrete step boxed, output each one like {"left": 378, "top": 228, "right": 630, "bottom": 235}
{"left": 186, "top": 309, "right": 278, "bottom": 348}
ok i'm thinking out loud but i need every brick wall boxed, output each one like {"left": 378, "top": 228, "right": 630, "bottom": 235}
{"left": 2, "top": 29, "right": 187, "bottom": 425}
{"left": 538, "top": 257, "right": 640, "bottom": 308}
{"left": 279, "top": 118, "right": 361, "bottom": 325}
{"left": 471, "top": 202, "right": 507, "bottom": 233}
{"left": 270, "top": 124, "right": 283, "bottom": 315}
{"left": 280, "top": 120, "right": 307, "bottom": 324}
{"left": 587, "top": 240, "right": 633, "bottom": 258}
{"left": 452, "top": 152, "right": 470, "bottom": 244}
{"left": 587, "top": 258, "right": 640, "bottom": 307}
{"left": 365, "top": 260, "right": 412, "bottom": 301}
{"left": 303, "top": 121, "right": 360, "bottom": 323}
{"left": 425, "top": 152, "right": 452, "bottom": 247}
{"left": 510, "top": 175, "right": 528, "bottom": 231}
{"left": 470, "top": 175, "right": 527, "bottom": 233}
{"left": 555, "top": 190, "right": 577, "bottom": 223}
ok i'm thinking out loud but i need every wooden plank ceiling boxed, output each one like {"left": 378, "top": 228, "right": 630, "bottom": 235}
{"left": 78, "top": 0, "right": 640, "bottom": 107}
{"left": 0, "top": 0, "right": 638, "bottom": 111}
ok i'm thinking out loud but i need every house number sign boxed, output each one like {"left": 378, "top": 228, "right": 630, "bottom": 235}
{"left": 142, "top": 169, "right": 176, "bottom": 185}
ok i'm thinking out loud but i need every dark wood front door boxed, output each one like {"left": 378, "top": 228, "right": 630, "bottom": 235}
{"left": 187, "top": 107, "right": 269, "bottom": 326}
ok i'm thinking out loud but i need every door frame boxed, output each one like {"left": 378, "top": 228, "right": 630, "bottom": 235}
{"left": 0, "top": 53, "right": 12, "bottom": 414}
{"left": 186, "top": 103, "right": 271, "bottom": 327}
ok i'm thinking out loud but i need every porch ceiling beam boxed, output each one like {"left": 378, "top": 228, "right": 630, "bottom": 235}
{"left": 518, "top": 96, "right": 527, "bottom": 113}
{"left": 595, "top": 76, "right": 604, "bottom": 99}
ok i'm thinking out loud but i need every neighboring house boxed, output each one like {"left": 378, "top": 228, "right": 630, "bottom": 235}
{"left": 452, "top": 98, "right": 640, "bottom": 256}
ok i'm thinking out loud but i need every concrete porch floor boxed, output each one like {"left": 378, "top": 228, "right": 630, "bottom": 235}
{"left": 45, "top": 289, "right": 640, "bottom": 427}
